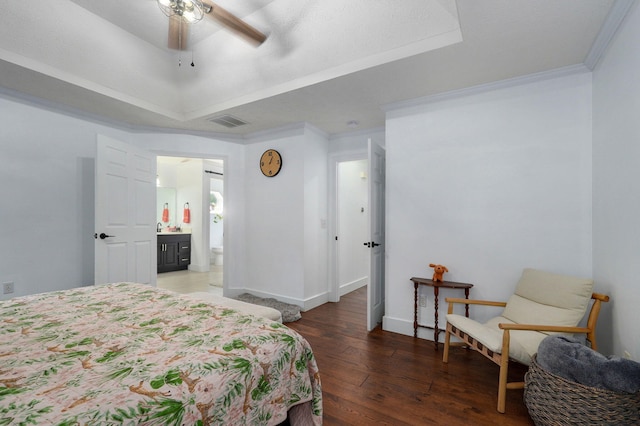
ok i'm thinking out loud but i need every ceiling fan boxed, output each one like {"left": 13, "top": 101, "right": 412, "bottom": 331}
{"left": 157, "top": 0, "right": 267, "bottom": 50}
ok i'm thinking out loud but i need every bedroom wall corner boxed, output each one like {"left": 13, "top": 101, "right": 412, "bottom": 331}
{"left": 592, "top": 0, "right": 640, "bottom": 360}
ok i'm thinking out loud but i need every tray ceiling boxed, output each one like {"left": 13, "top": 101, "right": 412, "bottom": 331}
{"left": 0, "top": 0, "right": 617, "bottom": 138}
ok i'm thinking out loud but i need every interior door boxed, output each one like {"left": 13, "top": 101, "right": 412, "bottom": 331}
{"left": 95, "top": 135, "right": 156, "bottom": 286}
{"left": 367, "top": 139, "right": 385, "bottom": 331}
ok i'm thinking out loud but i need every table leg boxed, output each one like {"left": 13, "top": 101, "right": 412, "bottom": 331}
{"left": 413, "top": 282, "right": 418, "bottom": 338}
{"left": 433, "top": 286, "right": 439, "bottom": 350}
{"left": 464, "top": 288, "right": 470, "bottom": 317}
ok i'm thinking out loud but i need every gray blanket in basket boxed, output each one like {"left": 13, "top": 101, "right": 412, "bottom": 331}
{"left": 537, "top": 336, "right": 640, "bottom": 394}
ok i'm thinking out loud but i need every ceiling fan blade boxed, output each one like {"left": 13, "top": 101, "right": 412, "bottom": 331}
{"left": 203, "top": 1, "right": 267, "bottom": 46}
{"left": 168, "top": 15, "right": 189, "bottom": 50}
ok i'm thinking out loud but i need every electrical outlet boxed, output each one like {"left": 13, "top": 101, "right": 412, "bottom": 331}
{"left": 623, "top": 351, "right": 632, "bottom": 360}
{"left": 2, "top": 282, "right": 14, "bottom": 294}
{"left": 419, "top": 296, "right": 427, "bottom": 308}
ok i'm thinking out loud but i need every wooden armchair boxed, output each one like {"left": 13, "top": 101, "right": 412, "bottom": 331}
{"left": 441, "top": 268, "right": 610, "bottom": 413}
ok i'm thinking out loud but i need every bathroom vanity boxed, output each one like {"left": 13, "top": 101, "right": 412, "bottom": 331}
{"left": 157, "top": 233, "right": 191, "bottom": 273}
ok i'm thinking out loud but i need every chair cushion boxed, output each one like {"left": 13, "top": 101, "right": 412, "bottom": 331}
{"left": 447, "top": 314, "right": 545, "bottom": 365}
{"left": 484, "top": 317, "right": 547, "bottom": 365}
{"left": 502, "top": 268, "right": 593, "bottom": 329}
{"left": 447, "top": 314, "right": 503, "bottom": 352}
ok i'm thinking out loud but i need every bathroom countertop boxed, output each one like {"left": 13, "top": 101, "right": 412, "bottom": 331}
{"left": 157, "top": 231, "right": 191, "bottom": 235}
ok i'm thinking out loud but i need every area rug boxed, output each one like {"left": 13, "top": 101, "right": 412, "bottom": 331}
{"left": 235, "top": 293, "right": 302, "bottom": 323}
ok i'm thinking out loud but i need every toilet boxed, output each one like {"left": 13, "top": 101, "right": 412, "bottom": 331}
{"left": 210, "top": 247, "right": 223, "bottom": 266}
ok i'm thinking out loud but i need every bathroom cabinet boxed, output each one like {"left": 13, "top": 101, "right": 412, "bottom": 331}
{"left": 157, "top": 234, "right": 191, "bottom": 273}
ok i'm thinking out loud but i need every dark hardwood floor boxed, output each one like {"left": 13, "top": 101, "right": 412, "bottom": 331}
{"left": 287, "top": 286, "right": 534, "bottom": 425}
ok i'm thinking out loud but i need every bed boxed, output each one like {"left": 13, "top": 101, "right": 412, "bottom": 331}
{"left": 183, "top": 292, "right": 283, "bottom": 323}
{"left": 0, "top": 282, "right": 322, "bottom": 425}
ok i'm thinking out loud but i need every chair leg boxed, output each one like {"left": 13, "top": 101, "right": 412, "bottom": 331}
{"left": 497, "top": 355, "right": 509, "bottom": 413}
{"left": 442, "top": 324, "right": 451, "bottom": 363}
{"left": 497, "top": 329, "right": 511, "bottom": 413}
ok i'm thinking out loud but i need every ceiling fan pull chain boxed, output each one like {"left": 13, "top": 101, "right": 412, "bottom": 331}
{"left": 178, "top": 19, "right": 183, "bottom": 66}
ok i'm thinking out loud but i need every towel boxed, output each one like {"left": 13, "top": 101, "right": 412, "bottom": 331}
{"left": 162, "top": 203, "right": 169, "bottom": 223}
{"left": 537, "top": 336, "right": 640, "bottom": 394}
{"left": 183, "top": 203, "right": 190, "bottom": 224}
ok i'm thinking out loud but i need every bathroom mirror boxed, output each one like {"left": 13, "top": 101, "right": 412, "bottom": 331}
{"left": 157, "top": 187, "right": 176, "bottom": 226}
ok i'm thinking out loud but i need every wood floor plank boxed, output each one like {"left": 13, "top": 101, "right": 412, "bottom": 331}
{"left": 287, "top": 286, "right": 534, "bottom": 425}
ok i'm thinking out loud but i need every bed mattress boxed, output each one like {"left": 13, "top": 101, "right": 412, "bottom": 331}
{"left": 183, "top": 292, "right": 283, "bottom": 323}
{"left": 0, "top": 282, "right": 321, "bottom": 425}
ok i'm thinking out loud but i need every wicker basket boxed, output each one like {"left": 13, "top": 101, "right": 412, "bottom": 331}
{"left": 524, "top": 355, "right": 640, "bottom": 425}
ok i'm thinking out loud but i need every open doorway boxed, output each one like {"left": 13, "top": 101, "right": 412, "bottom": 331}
{"left": 329, "top": 139, "right": 386, "bottom": 331}
{"left": 155, "top": 156, "right": 224, "bottom": 295}
{"left": 336, "top": 159, "right": 369, "bottom": 297}
{"left": 208, "top": 171, "right": 224, "bottom": 290}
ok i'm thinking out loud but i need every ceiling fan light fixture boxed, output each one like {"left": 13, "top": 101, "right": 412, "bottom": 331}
{"left": 157, "top": 0, "right": 206, "bottom": 24}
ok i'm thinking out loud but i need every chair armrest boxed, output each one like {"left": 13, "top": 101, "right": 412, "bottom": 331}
{"left": 445, "top": 297, "right": 507, "bottom": 307}
{"left": 498, "top": 323, "right": 591, "bottom": 334}
{"left": 445, "top": 298, "right": 506, "bottom": 315}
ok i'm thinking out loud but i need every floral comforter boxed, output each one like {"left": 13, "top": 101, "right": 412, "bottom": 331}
{"left": 0, "top": 283, "right": 322, "bottom": 425}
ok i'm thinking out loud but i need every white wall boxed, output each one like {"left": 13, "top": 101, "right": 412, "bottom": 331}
{"left": 243, "top": 125, "right": 329, "bottom": 309}
{"left": 592, "top": 1, "right": 640, "bottom": 359}
{"left": 303, "top": 128, "right": 329, "bottom": 305}
{"left": 157, "top": 161, "right": 178, "bottom": 189}
{"left": 244, "top": 132, "right": 306, "bottom": 303}
{"left": 328, "top": 128, "right": 386, "bottom": 155}
{"left": 0, "top": 96, "right": 132, "bottom": 297}
{"left": 383, "top": 71, "right": 594, "bottom": 341}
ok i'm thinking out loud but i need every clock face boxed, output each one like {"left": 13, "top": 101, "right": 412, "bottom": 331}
{"left": 260, "top": 149, "right": 282, "bottom": 177}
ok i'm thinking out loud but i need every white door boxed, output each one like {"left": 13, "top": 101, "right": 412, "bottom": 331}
{"left": 95, "top": 135, "right": 156, "bottom": 286}
{"left": 367, "top": 139, "right": 385, "bottom": 331}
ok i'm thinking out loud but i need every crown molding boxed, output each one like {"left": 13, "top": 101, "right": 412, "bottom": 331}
{"left": 329, "top": 126, "right": 385, "bottom": 141}
{"left": 382, "top": 64, "right": 591, "bottom": 115}
{"left": 1, "top": 86, "right": 378, "bottom": 144}
{"left": 584, "top": 0, "right": 636, "bottom": 70}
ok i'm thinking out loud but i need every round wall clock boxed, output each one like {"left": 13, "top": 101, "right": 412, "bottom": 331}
{"left": 259, "top": 149, "right": 282, "bottom": 177}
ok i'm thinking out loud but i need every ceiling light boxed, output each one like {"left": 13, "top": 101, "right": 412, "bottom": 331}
{"left": 347, "top": 120, "right": 359, "bottom": 129}
{"left": 157, "top": 0, "right": 209, "bottom": 24}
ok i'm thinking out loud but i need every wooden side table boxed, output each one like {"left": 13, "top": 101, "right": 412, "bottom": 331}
{"left": 411, "top": 277, "right": 473, "bottom": 350}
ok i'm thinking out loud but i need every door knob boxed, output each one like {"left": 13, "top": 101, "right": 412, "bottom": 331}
{"left": 371, "top": 241, "right": 380, "bottom": 247}
{"left": 94, "top": 233, "right": 115, "bottom": 240}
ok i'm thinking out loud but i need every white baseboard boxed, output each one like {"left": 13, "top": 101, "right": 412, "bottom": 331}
{"left": 383, "top": 315, "right": 436, "bottom": 341}
{"left": 238, "top": 287, "right": 329, "bottom": 312}
{"left": 188, "top": 264, "right": 209, "bottom": 273}
{"left": 303, "top": 292, "right": 330, "bottom": 311}
{"left": 382, "top": 315, "right": 464, "bottom": 344}
{"left": 339, "top": 277, "right": 367, "bottom": 296}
